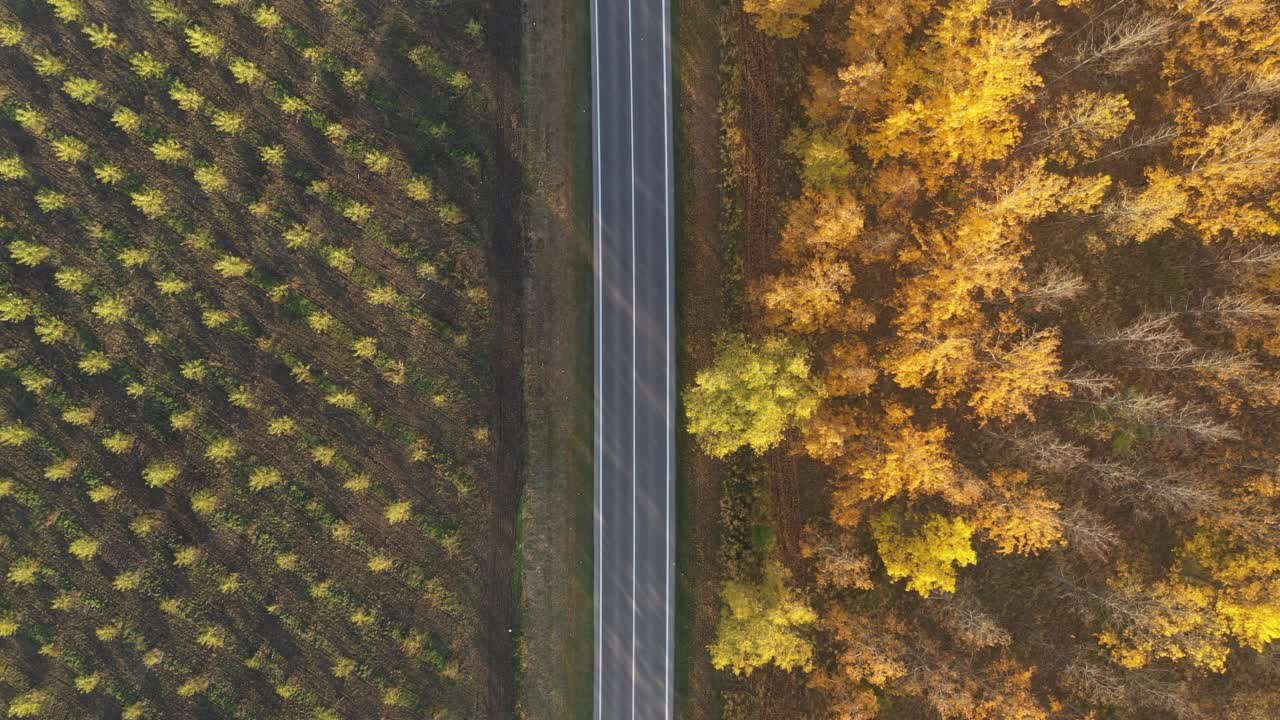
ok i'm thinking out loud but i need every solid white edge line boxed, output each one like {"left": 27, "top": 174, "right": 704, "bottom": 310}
{"left": 661, "top": 0, "right": 673, "bottom": 712}
{"left": 590, "top": 0, "right": 603, "bottom": 713}
{"left": 626, "top": 0, "right": 638, "bottom": 715}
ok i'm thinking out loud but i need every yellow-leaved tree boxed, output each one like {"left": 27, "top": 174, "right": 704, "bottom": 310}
{"left": 709, "top": 560, "right": 818, "bottom": 675}
{"left": 1099, "top": 529, "right": 1280, "bottom": 672}
{"left": 863, "top": 0, "right": 1052, "bottom": 187}
{"left": 969, "top": 469, "right": 1065, "bottom": 555}
{"left": 833, "top": 405, "right": 981, "bottom": 520}
{"left": 870, "top": 509, "right": 978, "bottom": 596}
{"left": 743, "top": 0, "right": 824, "bottom": 38}
{"left": 685, "top": 334, "right": 822, "bottom": 458}
{"left": 967, "top": 329, "right": 1068, "bottom": 422}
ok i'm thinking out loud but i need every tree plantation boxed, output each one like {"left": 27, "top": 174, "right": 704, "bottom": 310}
{"left": 0, "top": 0, "right": 517, "bottom": 717}
{"left": 688, "top": 0, "right": 1280, "bottom": 716}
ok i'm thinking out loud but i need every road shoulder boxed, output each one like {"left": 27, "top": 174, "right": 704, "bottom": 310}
{"left": 673, "top": 0, "right": 728, "bottom": 716}
{"left": 516, "top": 0, "right": 594, "bottom": 717}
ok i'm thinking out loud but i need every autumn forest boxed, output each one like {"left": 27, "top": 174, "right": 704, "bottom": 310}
{"left": 685, "top": 0, "right": 1280, "bottom": 716}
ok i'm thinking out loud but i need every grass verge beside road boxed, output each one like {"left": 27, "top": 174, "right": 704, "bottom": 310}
{"left": 516, "top": 0, "right": 594, "bottom": 717}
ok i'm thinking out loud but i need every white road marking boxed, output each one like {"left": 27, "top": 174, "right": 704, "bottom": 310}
{"left": 661, "top": 0, "right": 673, "bottom": 712}
{"left": 589, "top": 0, "right": 603, "bottom": 713}
{"left": 626, "top": 0, "right": 637, "bottom": 714}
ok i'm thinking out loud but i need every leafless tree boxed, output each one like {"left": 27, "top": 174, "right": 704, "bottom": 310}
{"left": 1022, "top": 265, "right": 1088, "bottom": 311}
{"left": 1062, "top": 366, "right": 1117, "bottom": 398}
{"left": 1085, "top": 123, "right": 1181, "bottom": 166}
{"left": 1062, "top": 655, "right": 1129, "bottom": 707}
{"left": 1203, "top": 292, "right": 1280, "bottom": 318}
{"left": 1133, "top": 468, "right": 1222, "bottom": 518}
{"left": 1066, "top": 648, "right": 1201, "bottom": 719}
{"left": 1085, "top": 461, "right": 1223, "bottom": 518}
{"left": 1093, "top": 315, "right": 1255, "bottom": 376}
{"left": 1125, "top": 669, "right": 1204, "bottom": 720}
{"left": 1162, "top": 403, "right": 1240, "bottom": 443}
{"left": 1204, "top": 70, "right": 1280, "bottom": 111}
{"left": 1191, "top": 293, "right": 1280, "bottom": 331}
{"left": 1089, "top": 391, "right": 1240, "bottom": 443}
{"left": 1092, "top": 313, "right": 1184, "bottom": 350}
{"left": 988, "top": 428, "right": 1089, "bottom": 474}
{"left": 1048, "top": 560, "right": 1153, "bottom": 624}
{"left": 1059, "top": 505, "right": 1121, "bottom": 560}
{"left": 927, "top": 593, "right": 1013, "bottom": 650}
{"left": 1060, "top": 12, "right": 1179, "bottom": 79}
{"left": 1183, "top": 349, "right": 1260, "bottom": 378}
{"left": 1204, "top": 243, "right": 1280, "bottom": 272}
{"left": 802, "top": 526, "right": 875, "bottom": 590}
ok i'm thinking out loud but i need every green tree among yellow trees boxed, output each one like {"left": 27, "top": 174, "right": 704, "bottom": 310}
{"left": 685, "top": 334, "right": 821, "bottom": 458}
{"left": 709, "top": 560, "right": 817, "bottom": 675}
{"left": 870, "top": 509, "right": 977, "bottom": 596}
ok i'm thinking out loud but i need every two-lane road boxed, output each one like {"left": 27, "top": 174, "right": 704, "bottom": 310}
{"left": 591, "top": 0, "right": 675, "bottom": 715}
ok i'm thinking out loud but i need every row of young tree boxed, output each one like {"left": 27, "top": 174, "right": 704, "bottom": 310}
{"left": 688, "top": 0, "right": 1280, "bottom": 716}
{"left": 1, "top": 0, "right": 500, "bottom": 717}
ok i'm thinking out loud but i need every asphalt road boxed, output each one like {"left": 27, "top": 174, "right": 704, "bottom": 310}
{"left": 591, "top": 0, "right": 675, "bottom": 715}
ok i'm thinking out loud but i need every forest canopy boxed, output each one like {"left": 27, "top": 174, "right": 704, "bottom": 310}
{"left": 693, "top": 0, "right": 1280, "bottom": 716}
